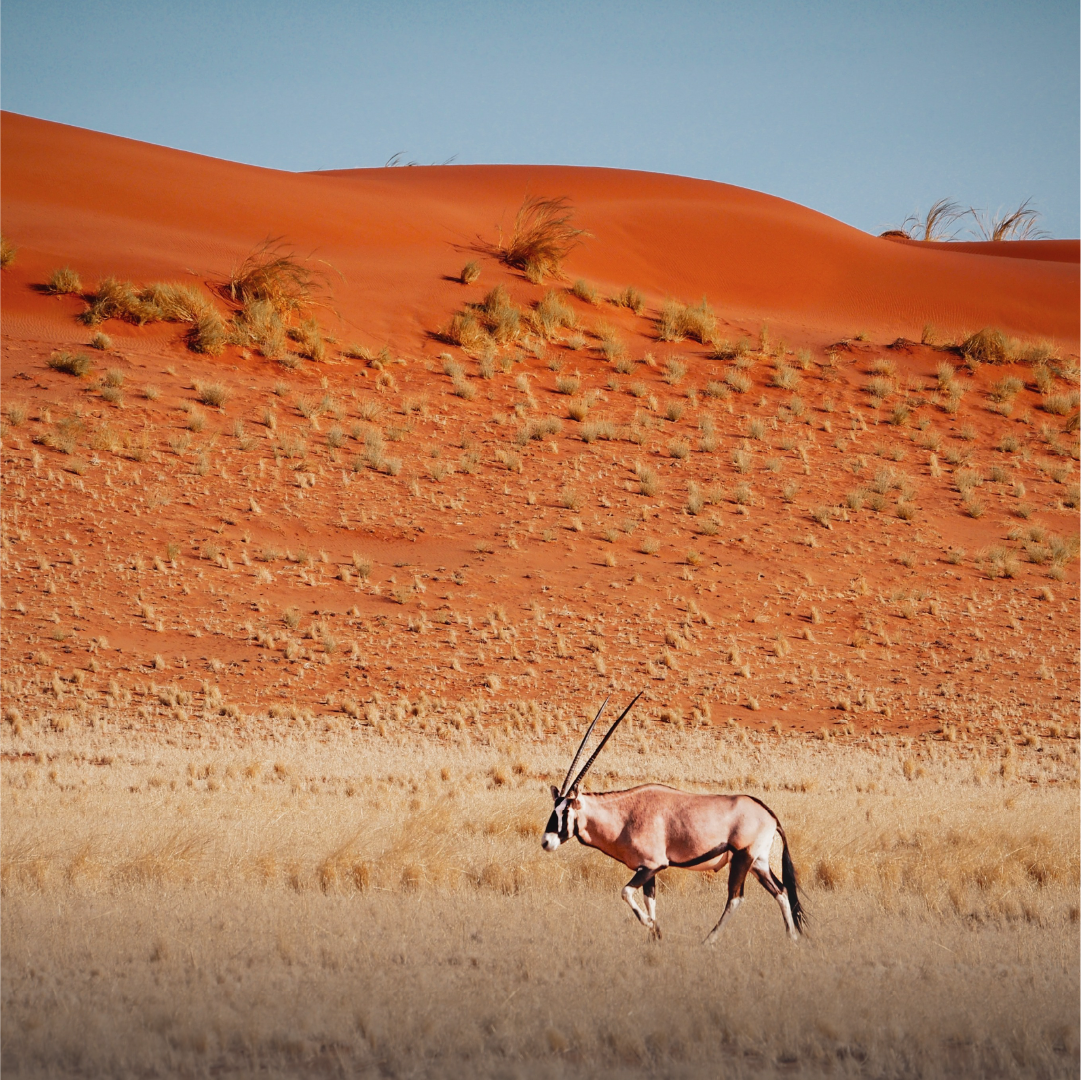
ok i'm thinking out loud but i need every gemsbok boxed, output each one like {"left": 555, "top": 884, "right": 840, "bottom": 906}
{"left": 542, "top": 693, "right": 805, "bottom": 943}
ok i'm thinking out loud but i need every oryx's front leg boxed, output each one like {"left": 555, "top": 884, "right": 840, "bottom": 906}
{"left": 622, "top": 866, "right": 662, "bottom": 939}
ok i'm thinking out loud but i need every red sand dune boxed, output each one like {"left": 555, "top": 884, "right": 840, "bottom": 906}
{"left": 1, "top": 112, "right": 1077, "bottom": 740}
{"left": 2, "top": 111, "right": 1077, "bottom": 351}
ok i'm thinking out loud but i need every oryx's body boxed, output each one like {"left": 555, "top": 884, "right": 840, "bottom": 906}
{"left": 543, "top": 695, "right": 805, "bottom": 943}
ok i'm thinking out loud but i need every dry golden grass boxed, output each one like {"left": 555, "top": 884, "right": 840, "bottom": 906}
{"left": 44, "top": 266, "right": 82, "bottom": 295}
{"left": 496, "top": 195, "right": 586, "bottom": 281}
{"left": 224, "top": 237, "right": 324, "bottom": 317}
{"left": 2, "top": 723, "right": 1077, "bottom": 1078}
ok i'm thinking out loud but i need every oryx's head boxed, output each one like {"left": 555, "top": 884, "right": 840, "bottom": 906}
{"left": 542, "top": 692, "right": 642, "bottom": 853}
{"left": 542, "top": 785, "right": 579, "bottom": 850}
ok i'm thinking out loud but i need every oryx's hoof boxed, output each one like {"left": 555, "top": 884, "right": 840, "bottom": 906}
{"left": 648, "top": 923, "right": 663, "bottom": 941}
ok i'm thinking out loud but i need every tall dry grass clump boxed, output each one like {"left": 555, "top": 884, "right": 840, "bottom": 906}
{"left": 222, "top": 239, "right": 334, "bottom": 361}
{"left": 496, "top": 195, "right": 586, "bottom": 282}
{"left": 889, "top": 197, "right": 966, "bottom": 241}
{"left": 78, "top": 277, "right": 227, "bottom": 354}
{"left": 658, "top": 297, "right": 717, "bottom": 343}
{"left": 970, "top": 198, "right": 1046, "bottom": 241}
{"left": 224, "top": 237, "right": 324, "bottom": 316}
{"left": 44, "top": 267, "right": 82, "bottom": 295}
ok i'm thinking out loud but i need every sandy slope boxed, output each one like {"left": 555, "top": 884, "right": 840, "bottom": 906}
{"left": 1, "top": 112, "right": 1078, "bottom": 744}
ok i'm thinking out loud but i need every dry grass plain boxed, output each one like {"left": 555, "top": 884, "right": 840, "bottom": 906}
{"left": 2, "top": 721, "right": 1078, "bottom": 1078}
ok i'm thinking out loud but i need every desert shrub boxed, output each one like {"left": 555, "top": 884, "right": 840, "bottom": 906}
{"left": 517, "top": 416, "right": 562, "bottom": 443}
{"left": 725, "top": 369, "right": 751, "bottom": 394}
{"left": 532, "top": 291, "right": 576, "bottom": 339}
{"left": 570, "top": 279, "right": 598, "bottom": 304}
{"left": 45, "top": 267, "right": 82, "bottom": 295}
{"left": 460, "top": 260, "right": 480, "bottom": 284}
{"left": 589, "top": 321, "right": 624, "bottom": 362}
{"left": 638, "top": 466, "right": 659, "bottom": 496}
{"left": 0, "top": 236, "right": 15, "bottom": 268}
{"left": 970, "top": 198, "right": 1045, "bottom": 241}
{"left": 89, "top": 332, "right": 111, "bottom": 350}
{"left": 613, "top": 286, "right": 645, "bottom": 315}
{"left": 867, "top": 376, "right": 895, "bottom": 401}
{"left": 80, "top": 277, "right": 144, "bottom": 325}
{"left": 199, "top": 383, "right": 230, "bottom": 408}
{"left": 81, "top": 277, "right": 227, "bottom": 356}
{"left": 555, "top": 375, "right": 580, "bottom": 395}
{"left": 47, "top": 351, "right": 93, "bottom": 376}
{"left": 566, "top": 398, "right": 591, "bottom": 422}
{"left": 960, "top": 328, "right": 1011, "bottom": 366}
{"left": 580, "top": 419, "right": 616, "bottom": 443}
{"left": 225, "top": 238, "right": 323, "bottom": 317}
{"left": 289, "top": 317, "right": 326, "bottom": 361}
{"left": 497, "top": 196, "right": 585, "bottom": 280}
{"left": 477, "top": 285, "right": 521, "bottom": 343}
{"left": 664, "top": 358, "right": 687, "bottom": 385}
{"left": 989, "top": 376, "right": 1024, "bottom": 402}
{"left": 189, "top": 311, "right": 226, "bottom": 356}
{"left": 445, "top": 311, "right": 488, "bottom": 351}
{"left": 773, "top": 366, "right": 800, "bottom": 391}
{"left": 1042, "top": 392, "right": 1079, "bottom": 416}
{"left": 658, "top": 297, "right": 716, "bottom": 343}
{"left": 242, "top": 299, "right": 287, "bottom": 359}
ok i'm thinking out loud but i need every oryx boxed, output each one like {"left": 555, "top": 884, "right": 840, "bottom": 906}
{"left": 542, "top": 694, "right": 804, "bottom": 942}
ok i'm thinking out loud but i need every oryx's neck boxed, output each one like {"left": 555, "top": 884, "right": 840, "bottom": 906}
{"left": 574, "top": 791, "right": 634, "bottom": 856}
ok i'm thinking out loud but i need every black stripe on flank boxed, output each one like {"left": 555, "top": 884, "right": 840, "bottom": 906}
{"left": 670, "top": 842, "right": 730, "bottom": 868}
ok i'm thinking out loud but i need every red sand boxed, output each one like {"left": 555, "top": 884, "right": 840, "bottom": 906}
{"left": 1, "top": 112, "right": 1077, "bottom": 742}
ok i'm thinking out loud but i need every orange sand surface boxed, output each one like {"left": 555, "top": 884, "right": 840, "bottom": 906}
{"left": 2, "top": 112, "right": 1078, "bottom": 744}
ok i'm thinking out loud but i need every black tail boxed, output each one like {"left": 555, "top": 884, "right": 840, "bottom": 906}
{"left": 779, "top": 829, "right": 805, "bottom": 934}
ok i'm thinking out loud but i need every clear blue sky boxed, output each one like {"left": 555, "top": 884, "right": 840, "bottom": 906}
{"left": 2, "top": 0, "right": 1078, "bottom": 238}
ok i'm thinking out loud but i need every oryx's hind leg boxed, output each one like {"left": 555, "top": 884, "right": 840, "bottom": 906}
{"left": 751, "top": 857, "right": 800, "bottom": 941}
{"left": 705, "top": 849, "right": 752, "bottom": 945}
{"left": 622, "top": 866, "right": 662, "bottom": 938}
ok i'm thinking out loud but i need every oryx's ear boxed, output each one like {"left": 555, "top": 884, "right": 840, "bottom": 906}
{"left": 550, "top": 784, "right": 561, "bottom": 800}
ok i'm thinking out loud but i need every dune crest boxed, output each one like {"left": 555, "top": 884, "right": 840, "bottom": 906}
{"left": 2, "top": 111, "right": 1076, "bottom": 350}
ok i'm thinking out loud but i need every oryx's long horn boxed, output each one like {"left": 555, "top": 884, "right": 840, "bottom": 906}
{"left": 560, "top": 697, "right": 609, "bottom": 796}
{"left": 568, "top": 691, "right": 643, "bottom": 794}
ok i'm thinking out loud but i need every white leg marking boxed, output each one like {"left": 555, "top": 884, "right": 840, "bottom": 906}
{"left": 645, "top": 894, "right": 657, "bottom": 923}
{"left": 777, "top": 890, "right": 799, "bottom": 940}
{"left": 622, "top": 885, "right": 652, "bottom": 927}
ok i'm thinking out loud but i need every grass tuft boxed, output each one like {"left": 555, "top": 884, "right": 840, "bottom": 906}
{"left": 47, "top": 351, "right": 93, "bottom": 377}
{"left": 657, "top": 297, "right": 716, "bottom": 343}
{"left": 45, "top": 267, "right": 82, "bottom": 295}
{"left": 497, "top": 196, "right": 586, "bottom": 281}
